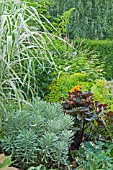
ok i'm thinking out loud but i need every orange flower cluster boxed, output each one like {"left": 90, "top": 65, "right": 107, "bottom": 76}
{"left": 70, "top": 85, "right": 82, "bottom": 93}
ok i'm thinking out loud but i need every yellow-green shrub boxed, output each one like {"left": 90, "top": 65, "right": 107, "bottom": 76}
{"left": 91, "top": 79, "right": 113, "bottom": 111}
{"left": 46, "top": 73, "right": 113, "bottom": 111}
{"left": 46, "top": 73, "right": 93, "bottom": 102}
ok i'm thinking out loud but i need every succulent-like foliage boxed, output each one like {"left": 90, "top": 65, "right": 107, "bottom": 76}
{"left": 1, "top": 98, "right": 73, "bottom": 169}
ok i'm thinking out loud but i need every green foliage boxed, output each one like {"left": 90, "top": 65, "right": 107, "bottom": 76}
{"left": 36, "top": 37, "right": 104, "bottom": 99}
{"left": 28, "top": 164, "right": 56, "bottom": 170}
{"left": 46, "top": 71, "right": 113, "bottom": 109}
{"left": 1, "top": 98, "right": 73, "bottom": 169}
{"left": 62, "top": 85, "right": 113, "bottom": 149}
{"left": 75, "top": 39, "right": 113, "bottom": 80}
{"left": 49, "top": 0, "right": 113, "bottom": 39}
{"left": 45, "top": 39, "right": 104, "bottom": 101}
{"left": 28, "top": 165, "right": 46, "bottom": 170}
{"left": 46, "top": 73, "right": 113, "bottom": 142}
{"left": 0, "top": 155, "right": 12, "bottom": 169}
{"left": 71, "top": 141, "right": 113, "bottom": 170}
{"left": 55, "top": 41, "right": 103, "bottom": 76}
{"left": 58, "top": 8, "right": 75, "bottom": 35}
{"left": 0, "top": 0, "right": 75, "bottom": 109}
{"left": 0, "top": 0, "right": 51, "bottom": 107}
{"left": 91, "top": 79, "right": 113, "bottom": 108}
{"left": 46, "top": 73, "right": 92, "bottom": 102}
{"left": 91, "top": 79, "right": 113, "bottom": 139}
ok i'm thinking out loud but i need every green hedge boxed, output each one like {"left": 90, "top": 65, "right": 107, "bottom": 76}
{"left": 75, "top": 39, "right": 113, "bottom": 80}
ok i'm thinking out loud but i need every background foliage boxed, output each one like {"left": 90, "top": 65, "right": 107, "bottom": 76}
{"left": 49, "top": 0, "right": 113, "bottom": 39}
{"left": 75, "top": 39, "right": 113, "bottom": 80}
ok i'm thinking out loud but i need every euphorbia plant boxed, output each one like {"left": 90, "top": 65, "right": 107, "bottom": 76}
{"left": 61, "top": 85, "right": 113, "bottom": 150}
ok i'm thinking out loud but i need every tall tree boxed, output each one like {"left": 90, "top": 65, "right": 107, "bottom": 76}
{"left": 49, "top": 0, "right": 113, "bottom": 39}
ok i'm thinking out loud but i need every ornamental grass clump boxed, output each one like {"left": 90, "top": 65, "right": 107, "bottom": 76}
{"left": 0, "top": 0, "right": 57, "bottom": 109}
{"left": 61, "top": 85, "right": 113, "bottom": 150}
{"left": 1, "top": 98, "right": 74, "bottom": 169}
{"left": 0, "top": 0, "right": 74, "bottom": 110}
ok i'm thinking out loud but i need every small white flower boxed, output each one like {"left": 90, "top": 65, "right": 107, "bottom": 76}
{"left": 72, "top": 51, "right": 77, "bottom": 56}
{"left": 64, "top": 66, "right": 70, "bottom": 71}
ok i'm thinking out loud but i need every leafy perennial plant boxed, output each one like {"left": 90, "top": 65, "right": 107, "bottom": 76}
{"left": 61, "top": 85, "right": 113, "bottom": 150}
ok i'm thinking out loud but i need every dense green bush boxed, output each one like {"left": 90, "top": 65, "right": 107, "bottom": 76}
{"left": 1, "top": 98, "right": 73, "bottom": 169}
{"left": 54, "top": 40, "right": 103, "bottom": 75}
{"left": 91, "top": 79, "right": 113, "bottom": 108}
{"left": 40, "top": 37, "right": 104, "bottom": 99}
{"left": 46, "top": 73, "right": 93, "bottom": 102}
{"left": 75, "top": 39, "right": 113, "bottom": 80}
{"left": 35, "top": 38, "right": 74, "bottom": 99}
